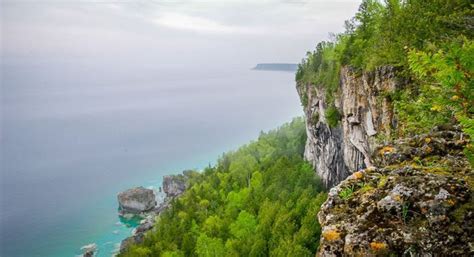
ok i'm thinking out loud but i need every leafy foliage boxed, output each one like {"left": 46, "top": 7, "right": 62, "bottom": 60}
{"left": 118, "top": 118, "right": 327, "bottom": 257}
{"left": 338, "top": 186, "right": 355, "bottom": 200}
{"left": 296, "top": 39, "right": 346, "bottom": 104}
{"left": 325, "top": 105, "right": 341, "bottom": 128}
{"left": 296, "top": 0, "right": 472, "bottom": 165}
{"left": 342, "top": 0, "right": 473, "bottom": 70}
{"left": 406, "top": 37, "right": 474, "bottom": 164}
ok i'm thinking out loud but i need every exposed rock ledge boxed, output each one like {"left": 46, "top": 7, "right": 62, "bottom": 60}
{"left": 118, "top": 173, "right": 189, "bottom": 254}
{"left": 163, "top": 174, "right": 187, "bottom": 197}
{"left": 80, "top": 243, "right": 97, "bottom": 257}
{"left": 118, "top": 187, "right": 156, "bottom": 214}
{"left": 317, "top": 127, "right": 473, "bottom": 256}
{"left": 297, "top": 66, "right": 401, "bottom": 188}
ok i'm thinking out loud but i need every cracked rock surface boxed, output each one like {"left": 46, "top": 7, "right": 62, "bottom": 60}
{"left": 317, "top": 128, "right": 473, "bottom": 256}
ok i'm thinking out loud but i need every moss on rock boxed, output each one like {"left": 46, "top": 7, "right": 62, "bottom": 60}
{"left": 317, "top": 127, "right": 474, "bottom": 256}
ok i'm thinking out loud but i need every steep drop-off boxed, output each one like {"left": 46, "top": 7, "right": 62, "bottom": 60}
{"left": 297, "top": 66, "right": 473, "bottom": 255}
{"left": 317, "top": 126, "right": 473, "bottom": 256}
{"left": 297, "top": 66, "right": 400, "bottom": 188}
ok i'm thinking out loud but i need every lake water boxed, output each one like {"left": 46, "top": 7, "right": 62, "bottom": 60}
{"left": 0, "top": 60, "right": 302, "bottom": 257}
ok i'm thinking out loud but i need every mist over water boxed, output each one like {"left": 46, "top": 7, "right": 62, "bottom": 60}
{"left": 1, "top": 59, "right": 302, "bottom": 257}
{"left": 1, "top": 1, "right": 361, "bottom": 255}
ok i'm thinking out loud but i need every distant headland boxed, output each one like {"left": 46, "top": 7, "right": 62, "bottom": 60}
{"left": 252, "top": 63, "right": 298, "bottom": 72}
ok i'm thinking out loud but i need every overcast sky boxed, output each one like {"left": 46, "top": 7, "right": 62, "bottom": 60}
{"left": 1, "top": 0, "right": 361, "bottom": 69}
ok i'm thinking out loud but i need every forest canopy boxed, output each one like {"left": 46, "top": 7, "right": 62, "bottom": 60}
{"left": 296, "top": 0, "right": 473, "bottom": 164}
{"left": 119, "top": 1, "right": 473, "bottom": 256}
{"left": 118, "top": 118, "right": 327, "bottom": 257}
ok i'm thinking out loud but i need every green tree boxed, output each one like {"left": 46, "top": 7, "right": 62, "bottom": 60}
{"left": 229, "top": 211, "right": 257, "bottom": 239}
{"left": 195, "top": 233, "right": 225, "bottom": 257}
{"left": 407, "top": 37, "right": 473, "bottom": 164}
{"left": 117, "top": 118, "right": 327, "bottom": 257}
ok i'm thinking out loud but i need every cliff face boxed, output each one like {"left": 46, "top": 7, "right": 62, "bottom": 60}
{"left": 298, "top": 66, "right": 474, "bottom": 256}
{"left": 297, "top": 66, "right": 400, "bottom": 188}
{"left": 317, "top": 127, "right": 473, "bottom": 256}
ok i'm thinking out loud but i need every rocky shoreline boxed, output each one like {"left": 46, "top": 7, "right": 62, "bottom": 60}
{"left": 118, "top": 173, "right": 188, "bottom": 254}
{"left": 80, "top": 172, "right": 190, "bottom": 257}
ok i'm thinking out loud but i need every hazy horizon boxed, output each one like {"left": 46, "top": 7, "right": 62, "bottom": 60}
{"left": 1, "top": 1, "right": 362, "bottom": 256}
{"left": 2, "top": 0, "right": 361, "bottom": 67}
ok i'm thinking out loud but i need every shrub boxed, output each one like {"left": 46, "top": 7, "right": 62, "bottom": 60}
{"left": 325, "top": 105, "right": 341, "bottom": 128}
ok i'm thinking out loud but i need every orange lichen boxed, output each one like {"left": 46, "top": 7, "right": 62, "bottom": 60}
{"left": 447, "top": 199, "right": 456, "bottom": 206}
{"left": 352, "top": 171, "right": 363, "bottom": 180}
{"left": 379, "top": 146, "right": 395, "bottom": 155}
{"left": 370, "top": 242, "right": 387, "bottom": 251}
{"left": 323, "top": 230, "right": 341, "bottom": 241}
{"left": 393, "top": 195, "right": 402, "bottom": 201}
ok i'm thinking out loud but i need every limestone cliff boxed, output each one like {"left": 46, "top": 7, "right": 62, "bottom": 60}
{"left": 298, "top": 66, "right": 474, "bottom": 256}
{"left": 297, "top": 66, "right": 400, "bottom": 188}
{"left": 317, "top": 126, "right": 473, "bottom": 256}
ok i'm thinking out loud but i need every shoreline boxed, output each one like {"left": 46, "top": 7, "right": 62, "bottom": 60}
{"left": 80, "top": 173, "right": 190, "bottom": 257}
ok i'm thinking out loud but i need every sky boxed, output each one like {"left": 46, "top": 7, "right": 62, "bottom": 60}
{"left": 1, "top": 0, "right": 361, "bottom": 70}
{"left": 1, "top": 2, "right": 362, "bottom": 255}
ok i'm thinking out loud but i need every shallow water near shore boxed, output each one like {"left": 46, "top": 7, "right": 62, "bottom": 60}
{"left": 72, "top": 180, "right": 163, "bottom": 257}
{"left": 1, "top": 61, "right": 302, "bottom": 257}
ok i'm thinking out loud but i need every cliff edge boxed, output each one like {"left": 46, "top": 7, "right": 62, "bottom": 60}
{"left": 317, "top": 126, "right": 473, "bottom": 256}
{"left": 297, "top": 66, "right": 400, "bottom": 188}
{"left": 297, "top": 64, "right": 473, "bottom": 255}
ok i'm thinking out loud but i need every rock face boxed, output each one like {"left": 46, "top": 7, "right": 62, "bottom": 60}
{"left": 316, "top": 127, "right": 474, "bottom": 256}
{"left": 119, "top": 173, "right": 190, "bottom": 254}
{"left": 117, "top": 187, "right": 156, "bottom": 214}
{"left": 80, "top": 243, "right": 97, "bottom": 257}
{"left": 163, "top": 175, "right": 187, "bottom": 197}
{"left": 119, "top": 215, "right": 154, "bottom": 253}
{"left": 297, "top": 66, "right": 400, "bottom": 188}
{"left": 298, "top": 66, "right": 474, "bottom": 255}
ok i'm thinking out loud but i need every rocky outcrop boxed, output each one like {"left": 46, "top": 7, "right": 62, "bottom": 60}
{"left": 299, "top": 66, "right": 474, "bottom": 255}
{"left": 118, "top": 187, "right": 156, "bottom": 214}
{"left": 80, "top": 243, "right": 97, "bottom": 257}
{"left": 162, "top": 174, "right": 187, "bottom": 197}
{"left": 119, "top": 215, "right": 154, "bottom": 253}
{"left": 297, "top": 84, "right": 350, "bottom": 188}
{"left": 316, "top": 127, "right": 474, "bottom": 256}
{"left": 118, "top": 173, "right": 190, "bottom": 254}
{"left": 297, "top": 66, "right": 400, "bottom": 188}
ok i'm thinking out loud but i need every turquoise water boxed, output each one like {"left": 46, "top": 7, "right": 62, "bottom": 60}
{"left": 1, "top": 61, "right": 302, "bottom": 257}
{"left": 73, "top": 180, "right": 162, "bottom": 257}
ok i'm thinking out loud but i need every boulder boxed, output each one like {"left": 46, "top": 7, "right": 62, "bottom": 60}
{"left": 118, "top": 187, "right": 156, "bottom": 214}
{"left": 119, "top": 173, "right": 191, "bottom": 254}
{"left": 163, "top": 175, "right": 186, "bottom": 197}
{"left": 80, "top": 243, "right": 96, "bottom": 257}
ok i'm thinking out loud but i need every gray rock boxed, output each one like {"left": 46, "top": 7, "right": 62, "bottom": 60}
{"left": 435, "top": 188, "right": 450, "bottom": 201}
{"left": 316, "top": 129, "right": 473, "bottom": 256}
{"left": 81, "top": 243, "right": 96, "bottom": 257}
{"left": 163, "top": 175, "right": 186, "bottom": 197}
{"left": 119, "top": 174, "right": 190, "bottom": 254}
{"left": 120, "top": 233, "right": 144, "bottom": 253}
{"left": 118, "top": 187, "right": 156, "bottom": 214}
{"left": 297, "top": 66, "right": 400, "bottom": 188}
